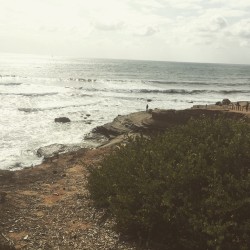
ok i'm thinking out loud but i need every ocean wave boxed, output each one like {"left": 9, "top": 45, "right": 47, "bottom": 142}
{"left": 69, "top": 78, "right": 139, "bottom": 83}
{"left": 139, "top": 89, "right": 250, "bottom": 95}
{"left": 18, "top": 108, "right": 42, "bottom": 112}
{"left": 146, "top": 80, "right": 210, "bottom": 85}
{"left": 0, "top": 82, "right": 22, "bottom": 86}
{"left": 69, "top": 78, "right": 97, "bottom": 82}
{"left": 219, "top": 90, "right": 250, "bottom": 94}
{"left": 137, "top": 89, "right": 205, "bottom": 94}
{"left": 18, "top": 101, "right": 103, "bottom": 113}
{"left": 78, "top": 87, "right": 250, "bottom": 95}
{"left": 67, "top": 77, "right": 250, "bottom": 89}
{"left": 0, "top": 92, "right": 58, "bottom": 97}
{"left": 146, "top": 80, "right": 250, "bottom": 86}
{"left": 0, "top": 74, "right": 17, "bottom": 78}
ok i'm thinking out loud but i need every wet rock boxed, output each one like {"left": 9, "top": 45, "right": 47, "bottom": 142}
{"left": 84, "top": 132, "right": 110, "bottom": 145}
{"left": 54, "top": 117, "right": 71, "bottom": 123}
{"left": 37, "top": 144, "right": 83, "bottom": 158}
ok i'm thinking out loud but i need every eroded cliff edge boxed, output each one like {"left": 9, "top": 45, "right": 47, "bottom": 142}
{"left": 86, "top": 107, "right": 250, "bottom": 147}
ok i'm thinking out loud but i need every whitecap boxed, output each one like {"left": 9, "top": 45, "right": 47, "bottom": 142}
{"left": 0, "top": 82, "right": 22, "bottom": 86}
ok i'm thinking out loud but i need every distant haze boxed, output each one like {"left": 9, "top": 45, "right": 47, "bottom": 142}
{"left": 1, "top": 0, "right": 250, "bottom": 64}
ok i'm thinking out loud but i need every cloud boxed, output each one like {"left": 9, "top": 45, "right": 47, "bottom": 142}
{"left": 144, "top": 26, "right": 158, "bottom": 36}
{"left": 229, "top": 19, "right": 250, "bottom": 47}
{"left": 234, "top": 19, "right": 250, "bottom": 39}
{"left": 162, "top": 0, "right": 203, "bottom": 10}
{"left": 209, "top": 0, "right": 250, "bottom": 8}
{"left": 165, "top": 14, "right": 229, "bottom": 46}
{"left": 212, "top": 16, "right": 228, "bottom": 29}
{"left": 0, "top": 0, "right": 250, "bottom": 63}
{"left": 127, "top": 0, "right": 164, "bottom": 9}
{"left": 196, "top": 16, "right": 228, "bottom": 33}
{"left": 134, "top": 26, "right": 159, "bottom": 37}
{"left": 94, "top": 21, "right": 124, "bottom": 31}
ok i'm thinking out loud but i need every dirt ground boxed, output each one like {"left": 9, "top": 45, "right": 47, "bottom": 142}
{"left": 0, "top": 147, "right": 137, "bottom": 250}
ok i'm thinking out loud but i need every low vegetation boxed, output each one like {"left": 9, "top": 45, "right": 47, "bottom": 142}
{"left": 88, "top": 117, "right": 250, "bottom": 250}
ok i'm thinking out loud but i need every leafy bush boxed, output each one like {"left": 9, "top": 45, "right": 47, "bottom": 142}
{"left": 88, "top": 117, "right": 250, "bottom": 250}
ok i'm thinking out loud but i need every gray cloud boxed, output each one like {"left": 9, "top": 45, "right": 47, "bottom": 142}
{"left": 212, "top": 16, "right": 227, "bottom": 30}
{"left": 228, "top": 19, "right": 250, "bottom": 48}
{"left": 237, "top": 21, "right": 250, "bottom": 39}
{"left": 196, "top": 16, "right": 228, "bottom": 33}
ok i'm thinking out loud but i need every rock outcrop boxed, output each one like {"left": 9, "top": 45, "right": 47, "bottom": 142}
{"left": 37, "top": 143, "right": 84, "bottom": 159}
{"left": 89, "top": 111, "right": 151, "bottom": 140}
{"left": 89, "top": 108, "right": 249, "bottom": 143}
{"left": 54, "top": 117, "right": 71, "bottom": 123}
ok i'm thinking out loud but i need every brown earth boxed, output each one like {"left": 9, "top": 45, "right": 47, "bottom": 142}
{"left": 1, "top": 104, "right": 250, "bottom": 249}
{"left": 0, "top": 147, "right": 137, "bottom": 250}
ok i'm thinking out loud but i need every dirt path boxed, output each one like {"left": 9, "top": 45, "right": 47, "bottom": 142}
{"left": 0, "top": 147, "right": 136, "bottom": 250}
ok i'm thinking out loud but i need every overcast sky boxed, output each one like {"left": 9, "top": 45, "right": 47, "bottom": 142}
{"left": 1, "top": 0, "right": 250, "bottom": 64}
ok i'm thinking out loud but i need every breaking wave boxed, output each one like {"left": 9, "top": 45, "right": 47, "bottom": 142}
{"left": 69, "top": 78, "right": 97, "bottom": 82}
{"left": 146, "top": 80, "right": 211, "bottom": 85}
{"left": 80, "top": 88, "right": 250, "bottom": 95}
{"left": 0, "top": 82, "right": 22, "bottom": 86}
{"left": 138, "top": 89, "right": 250, "bottom": 95}
{"left": 0, "top": 74, "right": 17, "bottom": 78}
{"left": 0, "top": 92, "right": 58, "bottom": 97}
{"left": 18, "top": 101, "right": 103, "bottom": 113}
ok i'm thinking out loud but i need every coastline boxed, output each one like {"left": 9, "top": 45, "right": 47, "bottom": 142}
{"left": 1, "top": 103, "right": 250, "bottom": 249}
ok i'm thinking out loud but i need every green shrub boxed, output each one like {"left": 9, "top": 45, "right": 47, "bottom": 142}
{"left": 88, "top": 117, "right": 250, "bottom": 250}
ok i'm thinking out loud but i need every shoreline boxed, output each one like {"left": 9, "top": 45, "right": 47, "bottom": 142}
{"left": 1, "top": 102, "right": 250, "bottom": 249}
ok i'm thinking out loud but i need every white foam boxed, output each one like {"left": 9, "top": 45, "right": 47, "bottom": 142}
{"left": 1, "top": 55, "right": 250, "bottom": 169}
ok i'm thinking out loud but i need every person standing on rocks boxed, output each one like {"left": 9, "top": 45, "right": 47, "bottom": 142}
{"left": 246, "top": 102, "right": 249, "bottom": 112}
{"left": 146, "top": 104, "right": 149, "bottom": 112}
{"left": 236, "top": 102, "right": 240, "bottom": 111}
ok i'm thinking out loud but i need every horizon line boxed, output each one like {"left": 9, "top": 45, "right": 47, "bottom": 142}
{"left": 0, "top": 51, "right": 250, "bottom": 66}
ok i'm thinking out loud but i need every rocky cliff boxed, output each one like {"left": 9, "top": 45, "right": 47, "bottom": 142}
{"left": 88, "top": 108, "right": 249, "bottom": 145}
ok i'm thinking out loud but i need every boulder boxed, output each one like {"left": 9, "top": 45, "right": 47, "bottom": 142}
{"left": 215, "top": 101, "right": 222, "bottom": 106}
{"left": 37, "top": 144, "right": 81, "bottom": 158}
{"left": 222, "top": 99, "right": 231, "bottom": 105}
{"left": 54, "top": 117, "right": 71, "bottom": 123}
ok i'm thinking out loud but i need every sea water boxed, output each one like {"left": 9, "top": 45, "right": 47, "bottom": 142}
{"left": 1, "top": 53, "right": 250, "bottom": 170}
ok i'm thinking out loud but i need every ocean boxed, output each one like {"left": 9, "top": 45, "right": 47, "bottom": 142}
{"left": 1, "top": 53, "right": 250, "bottom": 170}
